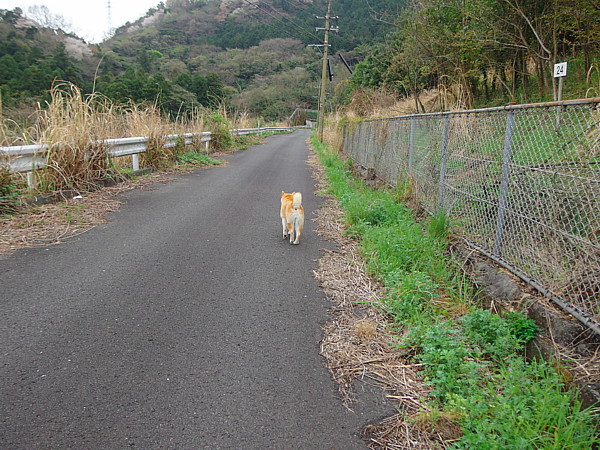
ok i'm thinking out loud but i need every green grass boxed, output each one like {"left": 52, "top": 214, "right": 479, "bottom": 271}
{"left": 0, "top": 166, "right": 20, "bottom": 215}
{"left": 176, "top": 152, "right": 222, "bottom": 167}
{"left": 312, "top": 135, "right": 599, "bottom": 448}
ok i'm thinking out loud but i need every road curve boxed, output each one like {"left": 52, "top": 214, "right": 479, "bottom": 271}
{"left": 1, "top": 130, "right": 384, "bottom": 448}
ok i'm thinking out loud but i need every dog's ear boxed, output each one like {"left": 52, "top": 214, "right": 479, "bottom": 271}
{"left": 281, "top": 191, "right": 285, "bottom": 196}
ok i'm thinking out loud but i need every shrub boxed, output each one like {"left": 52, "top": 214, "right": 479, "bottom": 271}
{"left": 0, "top": 166, "right": 19, "bottom": 214}
{"left": 206, "top": 112, "right": 233, "bottom": 150}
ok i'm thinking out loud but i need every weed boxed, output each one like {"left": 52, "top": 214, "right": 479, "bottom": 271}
{"left": 505, "top": 311, "right": 541, "bottom": 344}
{"left": 417, "top": 323, "right": 489, "bottom": 402}
{"left": 460, "top": 309, "right": 522, "bottom": 360}
{"left": 0, "top": 166, "right": 19, "bottom": 215}
{"left": 177, "top": 152, "right": 222, "bottom": 166}
{"left": 206, "top": 112, "right": 233, "bottom": 150}
{"left": 384, "top": 271, "right": 438, "bottom": 324}
{"left": 394, "top": 177, "right": 414, "bottom": 203}
{"left": 427, "top": 211, "right": 450, "bottom": 240}
{"left": 449, "top": 359, "right": 598, "bottom": 448}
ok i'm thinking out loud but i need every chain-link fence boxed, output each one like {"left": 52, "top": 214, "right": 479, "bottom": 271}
{"left": 341, "top": 98, "right": 600, "bottom": 334}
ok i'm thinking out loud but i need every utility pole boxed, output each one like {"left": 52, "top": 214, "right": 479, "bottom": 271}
{"left": 312, "top": 1, "right": 338, "bottom": 142}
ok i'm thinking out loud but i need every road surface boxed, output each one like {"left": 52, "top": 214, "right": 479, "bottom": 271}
{"left": 1, "top": 130, "right": 389, "bottom": 449}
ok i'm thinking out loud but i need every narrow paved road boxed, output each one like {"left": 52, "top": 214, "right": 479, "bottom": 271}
{"left": 1, "top": 130, "right": 383, "bottom": 448}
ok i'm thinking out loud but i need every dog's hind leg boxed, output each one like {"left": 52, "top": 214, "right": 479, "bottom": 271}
{"left": 288, "top": 220, "right": 296, "bottom": 244}
{"left": 292, "top": 222, "right": 303, "bottom": 245}
{"left": 282, "top": 217, "right": 289, "bottom": 239}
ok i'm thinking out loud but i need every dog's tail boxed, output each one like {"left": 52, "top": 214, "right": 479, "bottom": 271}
{"left": 293, "top": 192, "right": 302, "bottom": 209}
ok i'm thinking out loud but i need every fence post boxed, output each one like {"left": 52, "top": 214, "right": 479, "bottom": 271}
{"left": 364, "top": 123, "right": 370, "bottom": 168}
{"left": 493, "top": 109, "right": 516, "bottom": 255}
{"left": 437, "top": 114, "right": 451, "bottom": 213}
{"left": 408, "top": 116, "right": 415, "bottom": 174}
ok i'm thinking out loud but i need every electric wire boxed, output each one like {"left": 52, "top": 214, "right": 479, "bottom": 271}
{"left": 238, "top": 0, "right": 306, "bottom": 42}
{"left": 253, "top": 0, "right": 323, "bottom": 41}
{"left": 240, "top": 0, "right": 324, "bottom": 44}
{"left": 248, "top": 0, "right": 322, "bottom": 43}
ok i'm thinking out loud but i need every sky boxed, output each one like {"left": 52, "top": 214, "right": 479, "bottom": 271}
{"left": 0, "top": 0, "right": 162, "bottom": 42}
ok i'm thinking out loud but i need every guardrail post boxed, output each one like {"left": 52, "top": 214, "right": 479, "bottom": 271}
{"left": 132, "top": 154, "right": 140, "bottom": 171}
{"left": 26, "top": 172, "right": 35, "bottom": 191}
{"left": 437, "top": 114, "right": 451, "bottom": 213}
{"left": 493, "top": 109, "right": 516, "bottom": 255}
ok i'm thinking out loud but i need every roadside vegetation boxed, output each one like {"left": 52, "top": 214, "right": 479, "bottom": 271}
{"left": 348, "top": 0, "right": 600, "bottom": 110}
{"left": 0, "top": 83, "right": 260, "bottom": 215}
{"left": 312, "top": 135, "right": 599, "bottom": 448}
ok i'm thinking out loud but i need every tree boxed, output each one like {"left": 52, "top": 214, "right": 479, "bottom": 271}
{"left": 348, "top": 0, "right": 599, "bottom": 107}
{"left": 26, "top": 5, "right": 73, "bottom": 32}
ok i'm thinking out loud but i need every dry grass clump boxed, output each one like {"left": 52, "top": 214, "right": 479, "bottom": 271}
{"left": 322, "top": 110, "right": 346, "bottom": 153}
{"left": 230, "top": 108, "right": 255, "bottom": 129}
{"left": 355, "top": 318, "right": 378, "bottom": 341}
{"left": 347, "top": 89, "right": 399, "bottom": 117}
{"left": 34, "top": 84, "right": 113, "bottom": 190}
{"left": 321, "top": 88, "right": 449, "bottom": 159}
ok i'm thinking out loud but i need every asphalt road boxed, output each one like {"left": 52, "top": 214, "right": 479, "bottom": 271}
{"left": 1, "top": 130, "right": 388, "bottom": 449}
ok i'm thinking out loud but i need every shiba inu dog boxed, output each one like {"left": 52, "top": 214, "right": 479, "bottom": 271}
{"left": 280, "top": 191, "right": 304, "bottom": 245}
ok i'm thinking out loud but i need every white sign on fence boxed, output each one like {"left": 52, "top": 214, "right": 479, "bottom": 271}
{"left": 554, "top": 62, "right": 568, "bottom": 78}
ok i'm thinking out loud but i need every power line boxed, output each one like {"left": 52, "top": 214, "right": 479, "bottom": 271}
{"left": 255, "top": 0, "right": 318, "bottom": 35}
{"left": 255, "top": 0, "right": 324, "bottom": 41}
{"left": 240, "top": 0, "right": 323, "bottom": 44}
{"left": 275, "top": 0, "right": 326, "bottom": 22}
{"left": 238, "top": 0, "right": 304, "bottom": 42}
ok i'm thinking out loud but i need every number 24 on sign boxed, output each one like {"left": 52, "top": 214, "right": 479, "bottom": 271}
{"left": 554, "top": 62, "right": 568, "bottom": 78}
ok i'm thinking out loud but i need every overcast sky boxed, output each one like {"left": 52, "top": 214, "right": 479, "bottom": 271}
{"left": 0, "top": 0, "right": 162, "bottom": 42}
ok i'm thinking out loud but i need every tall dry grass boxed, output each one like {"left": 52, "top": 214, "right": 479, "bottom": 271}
{"left": 323, "top": 87, "right": 460, "bottom": 154}
{"left": 36, "top": 83, "right": 114, "bottom": 190}
{"left": 0, "top": 82, "right": 232, "bottom": 191}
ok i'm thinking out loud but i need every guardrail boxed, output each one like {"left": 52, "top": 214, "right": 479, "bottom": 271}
{"left": 0, "top": 127, "right": 294, "bottom": 188}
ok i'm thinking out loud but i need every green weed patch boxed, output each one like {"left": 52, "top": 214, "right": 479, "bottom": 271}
{"left": 312, "top": 135, "right": 598, "bottom": 448}
{"left": 0, "top": 166, "right": 20, "bottom": 215}
{"left": 177, "top": 152, "right": 222, "bottom": 167}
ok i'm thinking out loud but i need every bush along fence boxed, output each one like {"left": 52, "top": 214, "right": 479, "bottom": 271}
{"left": 341, "top": 98, "right": 600, "bottom": 335}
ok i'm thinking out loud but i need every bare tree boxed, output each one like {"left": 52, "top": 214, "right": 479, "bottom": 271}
{"left": 26, "top": 5, "right": 73, "bottom": 32}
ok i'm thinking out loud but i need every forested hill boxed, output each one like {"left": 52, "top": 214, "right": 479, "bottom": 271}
{"left": 107, "top": 0, "right": 402, "bottom": 52}
{"left": 99, "top": 0, "right": 403, "bottom": 117}
{"left": 0, "top": 0, "right": 402, "bottom": 120}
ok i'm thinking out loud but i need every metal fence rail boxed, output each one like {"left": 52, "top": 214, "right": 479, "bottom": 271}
{"left": 342, "top": 98, "right": 600, "bottom": 334}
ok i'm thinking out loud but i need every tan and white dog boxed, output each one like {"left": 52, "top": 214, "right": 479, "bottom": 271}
{"left": 280, "top": 191, "right": 304, "bottom": 245}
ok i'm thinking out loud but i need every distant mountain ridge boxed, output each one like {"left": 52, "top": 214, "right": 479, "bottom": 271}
{"left": 106, "top": 0, "right": 400, "bottom": 52}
